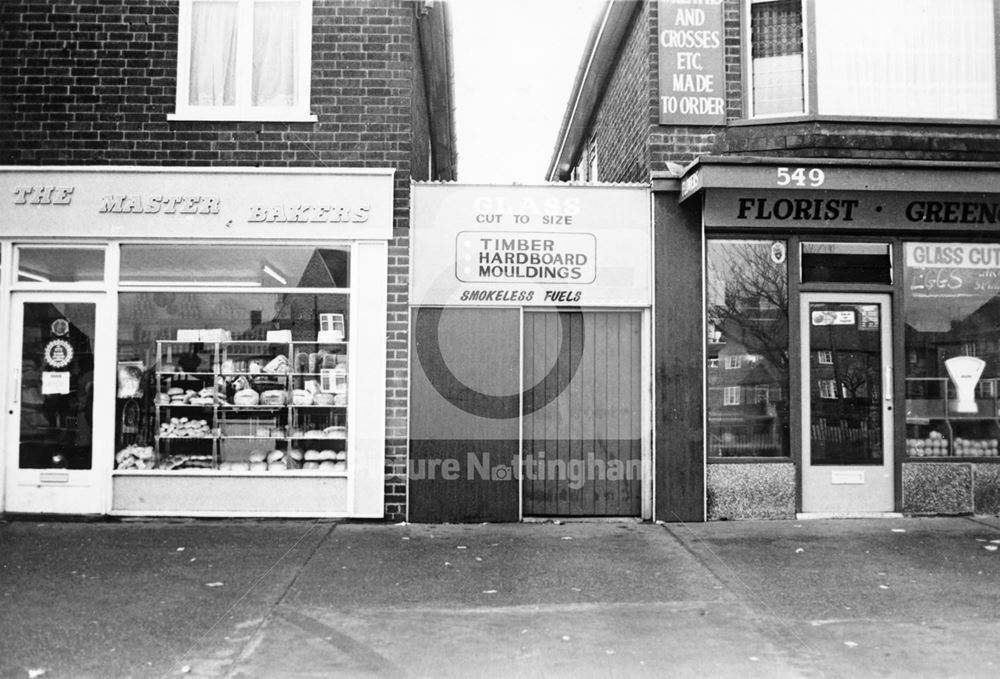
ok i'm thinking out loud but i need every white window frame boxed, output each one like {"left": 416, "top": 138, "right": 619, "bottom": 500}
{"left": 817, "top": 350, "right": 833, "bottom": 365}
{"left": 170, "top": 0, "right": 316, "bottom": 123}
{"left": 745, "top": 0, "right": 999, "bottom": 121}
{"left": 725, "top": 355, "right": 742, "bottom": 370}
{"left": 723, "top": 386, "right": 742, "bottom": 406}
{"left": 754, "top": 385, "right": 770, "bottom": 404}
{"left": 744, "top": 0, "right": 809, "bottom": 119}
{"left": 818, "top": 379, "right": 838, "bottom": 399}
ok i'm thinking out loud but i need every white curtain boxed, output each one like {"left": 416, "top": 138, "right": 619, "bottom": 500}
{"left": 189, "top": 1, "right": 238, "bottom": 106}
{"left": 815, "top": 0, "right": 996, "bottom": 119}
{"left": 253, "top": 2, "right": 299, "bottom": 106}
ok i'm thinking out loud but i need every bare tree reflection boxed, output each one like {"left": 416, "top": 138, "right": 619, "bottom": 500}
{"left": 706, "top": 241, "right": 789, "bottom": 457}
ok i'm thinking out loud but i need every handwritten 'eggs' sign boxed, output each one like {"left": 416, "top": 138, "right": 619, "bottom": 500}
{"left": 906, "top": 243, "right": 1000, "bottom": 298}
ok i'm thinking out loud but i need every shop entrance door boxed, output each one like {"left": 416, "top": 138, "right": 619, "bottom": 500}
{"left": 801, "top": 293, "right": 893, "bottom": 514}
{"left": 4, "top": 293, "right": 112, "bottom": 514}
{"left": 522, "top": 310, "right": 642, "bottom": 516}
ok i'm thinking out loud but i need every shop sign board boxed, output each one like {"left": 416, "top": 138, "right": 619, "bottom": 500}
{"left": 0, "top": 167, "right": 394, "bottom": 240}
{"left": 411, "top": 184, "right": 651, "bottom": 307}
{"left": 705, "top": 189, "right": 1000, "bottom": 231}
{"left": 657, "top": 0, "right": 726, "bottom": 125}
{"left": 905, "top": 242, "right": 1000, "bottom": 298}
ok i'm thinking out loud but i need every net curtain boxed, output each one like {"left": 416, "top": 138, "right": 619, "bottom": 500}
{"left": 188, "top": 0, "right": 298, "bottom": 107}
{"left": 814, "top": 0, "right": 996, "bottom": 119}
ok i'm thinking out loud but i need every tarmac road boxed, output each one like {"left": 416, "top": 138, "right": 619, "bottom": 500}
{"left": 0, "top": 516, "right": 998, "bottom": 678}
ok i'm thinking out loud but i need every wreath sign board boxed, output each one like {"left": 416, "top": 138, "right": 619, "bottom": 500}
{"left": 44, "top": 339, "right": 74, "bottom": 369}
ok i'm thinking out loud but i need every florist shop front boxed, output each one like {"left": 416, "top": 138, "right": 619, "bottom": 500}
{"left": 661, "top": 157, "right": 1000, "bottom": 520}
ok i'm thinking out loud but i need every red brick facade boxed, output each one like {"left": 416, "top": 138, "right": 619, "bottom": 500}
{"left": 0, "top": 0, "right": 455, "bottom": 520}
{"left": 557, "top": 0, "right": 1000, "bottom": 182}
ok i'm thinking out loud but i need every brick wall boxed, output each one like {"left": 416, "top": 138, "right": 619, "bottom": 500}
{"left": 384, "top": 228, "right": 410, "bottom": 520}
{"left": 0, "top": 0, "right": 433, "bottom": 519}
{"left": 586, "top": 0, "right": 650, "bottom": 183}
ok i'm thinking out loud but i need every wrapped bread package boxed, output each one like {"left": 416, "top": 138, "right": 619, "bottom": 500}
{"left": 233, "top": 388, "right": 260, "bottom": 406}
{"left": 260, "top": 390, "right": 287, "bottom": 406}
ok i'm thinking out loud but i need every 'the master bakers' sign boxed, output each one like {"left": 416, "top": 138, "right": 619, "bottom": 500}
{"left": 411, "top": 185, "right": 650, "bottom": 307}
{"left": 657, "top": 0, "right": 726, "bottom": 125}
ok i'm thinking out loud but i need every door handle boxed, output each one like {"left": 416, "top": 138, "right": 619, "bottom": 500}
{"left": 12, "top": 365, "right": 21, "bottom": 406}
{"left": 883, "top": 365, "right": 892, "bottom": 403}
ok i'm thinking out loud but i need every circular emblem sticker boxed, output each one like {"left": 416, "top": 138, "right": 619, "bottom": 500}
{"left": 770, "top": 241, "right": 787, "bottom": 265}
{"left": 44, "top": 339, "right": 74, "bottom": 368}
{"left": 51, "top": 318, "right": 70, "bottom": 336}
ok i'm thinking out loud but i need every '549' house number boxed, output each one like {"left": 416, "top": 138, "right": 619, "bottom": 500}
{"left": 776, "top": 167, "right": 826, "bottom": 187}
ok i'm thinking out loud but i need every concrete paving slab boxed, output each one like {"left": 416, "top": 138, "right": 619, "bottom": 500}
{"left": 663, "top": 517, "right": 1000, "bottom": 678}
{"left": 225, "top": 522, "right": 806, "bottom": 678}
{"left": 0, "top": 520, "right": 333, "bottom": 679}
{"left": 283, "top": 521, "right": 733, "bottom": 609}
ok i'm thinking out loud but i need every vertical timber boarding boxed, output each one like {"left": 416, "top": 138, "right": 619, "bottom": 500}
{"left": 408, "top": 307, "right": 521, "bottom": 522}
{"left": 522, "top": 310, "right": 642, "bottom": 516}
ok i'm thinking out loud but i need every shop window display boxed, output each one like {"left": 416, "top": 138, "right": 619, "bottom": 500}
{"left": 114, "top": 246, "right": 352, "bottom": 473}
{"left": 707, "top": 240, "right": 790, "bottom": 457}
{"left": 904, "top": 242, "right": 1000, "bottom": 458}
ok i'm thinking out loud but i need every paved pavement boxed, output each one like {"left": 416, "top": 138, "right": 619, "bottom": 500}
{"left": 0, "top": 516, "right": 999, "bottom": 679}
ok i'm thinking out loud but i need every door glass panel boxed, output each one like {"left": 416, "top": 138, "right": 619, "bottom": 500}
{"left": 808, "top": 302, "right": 883, "bottom": 465}
{"left": 19, "top": 302, "right": 96, "bottom": 470}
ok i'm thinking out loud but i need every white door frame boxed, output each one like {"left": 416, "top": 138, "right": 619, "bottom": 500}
{"left": 800, "top": 292, "right": 895, "bottom": 516}
{"left": 4, "top": 291, "right": 114, "bottom": 515}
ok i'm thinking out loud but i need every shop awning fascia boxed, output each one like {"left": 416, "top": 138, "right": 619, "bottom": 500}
{"left": 677, "top": 156, "right": 1000, "bottom": 203}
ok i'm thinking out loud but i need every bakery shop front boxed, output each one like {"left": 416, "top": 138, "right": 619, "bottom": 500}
{"left": 0, "top": 166, "right": 392, "bottom": 517}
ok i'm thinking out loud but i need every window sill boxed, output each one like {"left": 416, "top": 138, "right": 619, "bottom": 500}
{"left": 708, "top": 457, "right": 793, "bottom": 464}
{"left": 730, "top": 114, "right": 1000, "bottom": 128}
{"left": 168, "top": 110, "right": 318, "bottom": 123}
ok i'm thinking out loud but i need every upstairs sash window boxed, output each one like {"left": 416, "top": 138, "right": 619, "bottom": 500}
{"left": 750, "top": 0, "right": 805, "bottom": 116}
{"left": 814, "top": 0, "right": 996, "bottom": 119}
{"left": 747, "top": 0, "right": 998, "bottom": 120}
{"left": 172, "top": 0, "right": 315, "bottom": 122}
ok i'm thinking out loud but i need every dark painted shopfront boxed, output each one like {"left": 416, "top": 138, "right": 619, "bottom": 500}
{"left": 659, "top": 157, "right": 1000, "bottom": 520}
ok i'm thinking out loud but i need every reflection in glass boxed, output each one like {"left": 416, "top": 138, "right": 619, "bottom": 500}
{"left": 120, "top": 246, "right": 350, "bottom": 287}
{"left": 807, "top": 302, "right": 883, "bottom": 465}
{"left": 19, "top": 302, "right": 96, "bottom": 470}
{"left": 17, "top": 247, "right": 105, "bottom": 283}
{"left": 801, "top": 242, "right": 892, "bottom": 284}
{"left": 904, "top": 242, "right": 1000, "bottom": 458}
{"left": 706, "top": 240, "right": 789, "bottom": 457}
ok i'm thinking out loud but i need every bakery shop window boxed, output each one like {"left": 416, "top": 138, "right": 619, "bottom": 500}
{"left": 119, "top": 245, "right": 348, "bottom": 287}
{"left": 706, "top": 240, "right": 790, "bottom": 458}
{"left": 115, "top": 246, "right": 352, "bottom": 474}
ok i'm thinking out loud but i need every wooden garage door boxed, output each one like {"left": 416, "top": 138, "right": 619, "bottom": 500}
{"left": 522, "top": 310, "right": 642, "bottom": 516}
